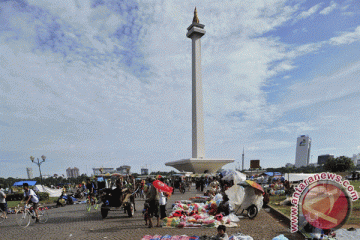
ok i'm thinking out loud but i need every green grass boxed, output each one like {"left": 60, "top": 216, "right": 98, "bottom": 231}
{"left": 7, "top": 197, "right": 58, "bottom": 208}
{"left": 349, "top": 180, "right": 360, "bottom": 190}
{"left": 268, "top": 195, "right": 290, "bottom": 217}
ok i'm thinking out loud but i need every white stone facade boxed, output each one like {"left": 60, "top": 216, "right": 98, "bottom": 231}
{"left": 295, "top": 135, "right": 311, "bottom": 168}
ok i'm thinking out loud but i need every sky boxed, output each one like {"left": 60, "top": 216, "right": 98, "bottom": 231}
{"left": 1, "top": 0, "right": 360, "bottom": 178}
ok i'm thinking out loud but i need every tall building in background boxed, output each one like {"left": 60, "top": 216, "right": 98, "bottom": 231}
{"left": 295, "top": 135, "right": 311, "bottom": 168}
{"left": 66, "top": 167, "right": 80, "bottom": 178}
{"left": 116, "top": 165, "right": 131, "bottom": 175}
{"left": 141, "top": 168, "right": 149, "bottom": 175}
{"left": 352, "top": 153, "right": 360, "bottom": 166}
{"left": 26, "top": 167, "right": 33, "bottom": 179}
{"left": 92, "top": 167, "right": 114, "bottom": 175}
{"left": 318, "top": 154, "right": 334, "bottom": 165}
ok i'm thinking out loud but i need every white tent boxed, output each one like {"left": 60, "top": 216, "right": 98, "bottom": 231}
{"left": 222, "top": 170, "right": 247, "bottom": 184}
{"left": 34, "top": 185, "right": 62, "bottom": 197}
{"left": 284, "top": 173, "right": 315, "bottom": 183}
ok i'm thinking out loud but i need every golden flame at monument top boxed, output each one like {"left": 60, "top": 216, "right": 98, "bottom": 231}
{"left": 193, "top": 7, "right": 199, "bottom": 23}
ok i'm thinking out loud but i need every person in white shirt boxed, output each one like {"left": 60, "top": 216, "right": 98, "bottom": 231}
{"left": 158, "top": 178, "right": 168, "bottom": 220}
{"left": 22, "top": 183, "right": 40, "bottom": 223}
{"left": 0, "top": 185, "right": 7, "bottom": 219}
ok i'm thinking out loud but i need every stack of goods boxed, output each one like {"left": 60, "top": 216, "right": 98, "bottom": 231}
{"left": 189, "top": 196, "right": 210, "bottom": 203}
{"left": 141, "top": 233, "right": 254, "bottom": 240}
{"left": 161, "top": 201, "right": 239, "bottom": 228}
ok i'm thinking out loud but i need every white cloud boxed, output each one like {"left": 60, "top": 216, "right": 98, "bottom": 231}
{"left": 297, "top": 3, "right": 323, "bottom": 20}
{"left": 320, "top": 1, "right": 337, "bottom": 15}
{"left": 282, "top": 61, "right": 360, "bottom": 111}
{"left": 329, "top": 26, "right": 360, "bottom": 45}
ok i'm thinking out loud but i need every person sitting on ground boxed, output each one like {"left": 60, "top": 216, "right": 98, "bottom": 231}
{"left": 217, "top": 193, "right": 230, "bottom": 216}
{"left": 21, "top": 183, "right": 40, "bottom": 223}
{"left": 210, "top": 178, "right": 220, "bottom": 193}
{"left": 215, "top": 225, "right": 229, "bottom": 240}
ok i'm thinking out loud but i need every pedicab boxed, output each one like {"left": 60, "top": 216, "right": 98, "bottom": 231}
{"left": 225, "top": 180, "right": 264, "bottom": 219}
{"left": 95, "top": 173, "right": 138, "bottom": 219}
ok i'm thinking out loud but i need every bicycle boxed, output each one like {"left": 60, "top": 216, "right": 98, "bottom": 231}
{"left": 16, "top": 204, "right": 49, "bottom": 227}
{"left": 85, "top": 195, "right": 99, "bottom": 212}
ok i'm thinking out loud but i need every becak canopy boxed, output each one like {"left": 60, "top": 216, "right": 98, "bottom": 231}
{"left": 153, "top": 180, "right": 173, "bottom": 193}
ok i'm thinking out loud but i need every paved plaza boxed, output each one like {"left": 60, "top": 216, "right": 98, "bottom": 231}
{"left": 1, "top": 189, "right": 304, "bottom": 240}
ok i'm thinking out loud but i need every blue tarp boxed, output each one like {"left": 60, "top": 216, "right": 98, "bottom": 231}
{"left": 264, "top": 172, "right": 274, "bottom": 176}
{"left": 264, "top": 172, "right": 282, "bottom": 177}
{"left": 13, "top": 181, "right": 37, "bottom": 186}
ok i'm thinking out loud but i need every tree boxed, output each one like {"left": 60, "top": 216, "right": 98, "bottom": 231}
{"left": 324, "top": 156, "right": 354, "bottom": 172}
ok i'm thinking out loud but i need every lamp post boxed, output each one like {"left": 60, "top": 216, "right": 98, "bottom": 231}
{"left": 30, "top": 155, "right": 46, "bottom": 185}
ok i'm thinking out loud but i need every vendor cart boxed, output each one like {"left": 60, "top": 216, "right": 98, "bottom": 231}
{"left": 225, "top": 180, "right": 264, "bottom": 219}
{"left": 95, "top": 173, "right": 137, "bottom": 218}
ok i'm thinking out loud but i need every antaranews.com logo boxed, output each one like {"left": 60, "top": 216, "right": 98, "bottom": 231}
{"left": 290, "top": 172, "right": 359, "bottom": 233}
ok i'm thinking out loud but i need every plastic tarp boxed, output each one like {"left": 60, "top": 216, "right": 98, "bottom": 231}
{"left": 263, "top": 172, "right": 282, "bottom": 177}
{"left": 33, "top": 185, "right": 62, "bottom": 197}
{"left": 222, "top": 170, "right": 247, "bottom": 184}
{"left": 226, "top": 184, "right": 263, "bottom": 214}
{"left": 283, "top": 173, "right": 315, "bottom": 182}
{"left": 13, "top": 181, "right": 37, "bottom": 186}
{"left": 239, "top": 187, "right": 263, "bottom": 212}
{"left": 264, "top": 172, "right": 274, "bottom": 176}
{"left": 225, "top": 184, "right": 245, "bottom": 206}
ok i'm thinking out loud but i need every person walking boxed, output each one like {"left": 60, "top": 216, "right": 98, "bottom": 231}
{"left": 0, "top": 185, "right": 7, "bottom": 219}
{"left": 146, "top": 178, "right": 160, "bottom": 228}
{"left": 159, "top": 178, "right": 167, "bottom": 220}
{"left": 200, "top": 177, "right": 205, "bottom": 192}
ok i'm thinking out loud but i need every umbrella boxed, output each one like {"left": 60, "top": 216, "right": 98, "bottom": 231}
{"left": 153, "top": 180, "right": 173, "bottom": 193}
{"left": 240, "top": 180, "right": 264, "bottom": 193}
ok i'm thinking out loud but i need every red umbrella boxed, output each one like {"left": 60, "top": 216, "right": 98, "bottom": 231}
{"left": 153, "top": 180, "right": 173, "bottom": 193}
{"left": 244, "top": 180, "right": 264, "bottom": 193}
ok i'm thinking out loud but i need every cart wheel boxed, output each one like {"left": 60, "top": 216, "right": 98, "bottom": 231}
{"left": 247, "top": 205, "right": 258, "bottom": 219}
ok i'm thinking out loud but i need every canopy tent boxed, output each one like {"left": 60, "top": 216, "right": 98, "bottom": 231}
{"left": 284, "top": 173, "right": 315, "bottom": 182}
{"left": 13, "top": 181, "right": 37, "bottom": 186}
{"left": 33, "top": 185, "right": 62, "bottom": 197}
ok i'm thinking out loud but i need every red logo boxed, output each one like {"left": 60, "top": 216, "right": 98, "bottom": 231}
{"left": 301, "top": 182, "right": 351, "bottom": 229}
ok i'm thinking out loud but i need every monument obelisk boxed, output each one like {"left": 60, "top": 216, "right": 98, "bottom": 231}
{"left": 188, "top": 7, "right": 205, "bottom": 159}
{"left": 165, "top": 8, "right": 234, "bottom": 173}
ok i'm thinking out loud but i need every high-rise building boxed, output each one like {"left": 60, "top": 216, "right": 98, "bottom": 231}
{"left": 66, "top": 167, "right": 80, "bottom": 178}
{"left": 141, "top": 168, "right": 149, "bottom": 175}
{"left": 116, "top": 165, "right": 131, "bottom": 175}
{"left": 26, "top": 167, "right": 33, "bottom": 179}
{"left": 295, "top": 135, "right": 311, "bottom": 168}
{"left": 92, "top": 167, "right": 114, "bottom": 175}
{"left": 352, "top": 154, "right": 360, "bottom": 166}
{"left": 318, "top": 154, "right": 334, "bottom": 165}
